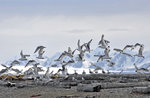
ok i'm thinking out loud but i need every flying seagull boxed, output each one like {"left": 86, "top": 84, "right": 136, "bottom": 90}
{"left": 134, "top": 44, "right": 144, "bottom": 58}
{"left": 123, "top": 45, "right": 135, "bottom": 51}
{"left": 34, "top": 46, "right": 46, "bottom": 59}
{"left": 98, "top": 34, "right": 110, "bottom": 49}
{"left": 134, "top": 63, "right": 149, "bottom": 74}
{"left": 19, "top": 50, "right": 30, "bottom": 61}
{"left": 83, "top": 39, "right": 93, "bottom": 53}
{"left": 25, "top": 60, "right": 36, "bottom": 67}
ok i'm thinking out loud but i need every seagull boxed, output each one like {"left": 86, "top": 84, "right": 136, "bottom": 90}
{"left": 114, "top": 48, "right": 133, "bottom": 57}
{"left": 96, "top": 55, "right": 105, "bottom": 62}
{"left": 0, "top": 64, "right": 13, "bottom": 74}
{"left": 90, "top": 62, "right": 104, "bottom": 72}
{"left": 66, "top": 47, "right": 76, "bottom": 56}
{"left": 89, "top": 69, "right": 93, "bottom": 74}
{"left": 134, "top": 63, "right": 149, "bottom": 74}
{"left": 34, "top": 46, "right": 46, "bottom": 59}
{"left": 0, "top": 61, "right": 20, "bottom": 75}
{"left": 32, "top": 63, "right": 44, "bottom": 75}
{"left": 24, "top": 68, "right": 34, "bottom": 76}
{"left": 11, "top": 68, "right": 23, "bottom": 74}
{"left": 82, "top": 70, "right": 86, "bottom": 75}
{"left": 25, "top": 60, "right": 36, "bottom": 67}
{"left": 19, "top": 50, "right": 30, "bottom": 61}
{"left": 119, "top": 70, "right": 124, "bottom": 75}
{"left": 77, "top": 40, "right": 83, "bottom": 52}
{"left": 55, "top": 53, "right": 66, "bottom": 61}
{"left": 44, "top": 67, "right": 50, "bottom": 79}
{"left": 98, "top": 34, "right": 110, "bottom": 49}
{"left": 113, "top": 48, "right": 124, "bottom": 53}
{"left": 122, "top": 52, "right": 133, "bottom": 57}
{"left": 78, "top": 51, "right": 85, "bottom": 61}
{"left": 57, "top": 60, "right": 74, "bottom": 74}
{"left": 10, "top": 60, "right": 20, "bottom": 66}
{"left": 83, "top": 39, "right": 93, "bottom": 53}
{"left": 74, "top": 70, "right": 78, "bottom": 75}
{"left": 104, "top": 48, "right": 111, "bottom": 59}
{"left": 134, "top": 44, "right": 144, "bottom": 58}
{"left": 123, "top": 45, "right": 135, "bottom": 51}
{"left": 106, "top": 60, "right": 115, "bottom": 67}
{"left": 37, "top": 50, "right": 45, "bottom": 59}
{"left": 55, "top": 49, "right": 74, "bottom": 61}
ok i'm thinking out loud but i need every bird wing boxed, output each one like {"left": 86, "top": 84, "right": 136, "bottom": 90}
{"left": 45, "top": 67, "right": 50, "bottom": 76}
{"left": 57, "top": 53, "right": 66, "bottom": 61}
{"left": 123, "top": 45, "right": 132, "bottom": 50}
{"left": 12, "top": 68, "right": 22, "bottom": 73}
{"left": 90, "top": 62, "right": 97, "bottom": 67}
{"left": 77, "top": 40, "right": 80, "bottom": 47}
{"left": 72, "top": 49, "right": 76, "bottom": 55}
{"left": 20, "top": 50, "right": 24, "bottom": 57}
{"left": 113, "top": 48, "right": 123, "bottom": 53}
{"left": 11, "top": 60, "right": 20, "bottom": 66}
{"left": 104, "top": 40, "right": 110, "bottom": 44}
{"left": 122, "top": 52, "right": 132, "bottom": 57}
{"left": 1, "top": 64, "right": 8, "bottom": 68}
{"left": 134, "top": 43, "right": 141, "bottom": 47}
{"left": 134, "top": 64, "right": 138, "bottom": 70}
{"left": 34, "top": 46, "right": 41, "bottom": 53}
{"left": 88, "top": 39, "right": 93, "bottom": 44}
{"left": 68, "top": 47, "right": 72, "bottom": 53}
{"left": 25, "top": 60, "right": 35, "bottom": 67}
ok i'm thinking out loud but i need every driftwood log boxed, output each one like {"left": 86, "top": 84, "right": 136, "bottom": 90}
{"left": 132, "top": 86, "right": 150, "bottom": 94}
{"left": 77, "top": 83, "right": 101, "bottom": 92}
{"left": 77, "top": 82, "right": 150, "bottom": 92}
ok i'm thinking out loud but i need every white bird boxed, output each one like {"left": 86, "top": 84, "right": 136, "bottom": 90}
{"left": 134, "top": 43, "right": 144, "bottom": 58}
{"left": 78, "top": 51, "right": 85, "bottom": 61}
{"left": 77, "top": 40, "right": 84, "bottom": 52}
{"left": 44, "top": 67, "right": 50, "bottom": 79}
{"left": 89, "top": 69, "right": 93, "bottom": 74}
{"left": 19, "top": 50, "right": 30, "bottom": 61}
{"left": 113, "top": 48, "right": 124, "bottom": 53}
{"left": 134, "top": 63, "right": 149, "bottom": 74}
{"left": 82, "top": 39, "right": 93, "bottom": 53}
{"left": 98, "top": 34, "right": 110, "bottom": 49}
{"left": 104, "top": 48, "right": 111, "bottom": 59}
{"left": 123, "top": 45, "right": 135, "bottom": 51}
{"left": 55, "top": 48, "right": 74, "bottom": 61}
{"left": 82, "top": 70, "right": 86, "bottom": 75}
{"left": 74, "top": 70, "right": 78, "bottom": 75}
{"left": 90, "top": 62, "right": 104, "bottom": 72}
{"left": 34, "top": 46, "right": 46, "bottom": 59}
{"left": 114, "top": 48, "right": 133, "bottom": 57}
{"left": 106, "top": 60, "right": 115, "bottom": 67}
{"left": 10, "top": 60, "right": 20, "bottom": 66}
{"left": 25, "top": 60, "right": 36, "bottom": 67}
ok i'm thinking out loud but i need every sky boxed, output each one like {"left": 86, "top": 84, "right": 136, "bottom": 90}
{"left": 0, "top": 0, "right": 150, "bottom": 62}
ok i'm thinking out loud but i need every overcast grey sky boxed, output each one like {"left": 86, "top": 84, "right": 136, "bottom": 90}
{"left": 0, "top": 0, "right": 150, "bottom": 62}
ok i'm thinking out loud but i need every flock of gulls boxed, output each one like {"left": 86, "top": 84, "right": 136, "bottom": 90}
{"left": 0, "top": 34, "right": 148, "bottom": 83}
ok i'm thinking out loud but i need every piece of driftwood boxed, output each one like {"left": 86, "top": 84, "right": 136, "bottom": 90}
{"left": 96, "top": 82, "right": 150, "bottom": 89}
{"left": 132, "top": 86, "right": 150, "bottom": 94}
{"left": 77, "top": 83, "right": 101, "bottom": 92}
{"left": 68, "top": 74, "right": 150, "bottom": 83}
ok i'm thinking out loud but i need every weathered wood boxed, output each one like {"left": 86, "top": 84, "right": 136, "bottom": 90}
{"left": 132, "top": 86, "right": 150, "bottom": 94}
{"left": 77, "top": 83, "right": 101, "bottom": 92}
{"left": 77, "top": 82, "right": 150, "bottom": 91}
